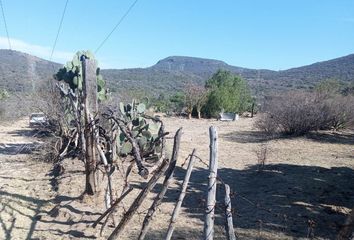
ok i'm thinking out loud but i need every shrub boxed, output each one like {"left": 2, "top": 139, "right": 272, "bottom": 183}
{"left": 253, "top": 143, "right": 270, "bottom": 171}
{"left": 183, "top": 83, "right": 208, "bottom": 119}
{"left": 324, "top": 95, "right": 354, "bottom": 130}
{"left": 255, "top": 91, "right": 354, "bottom": 135}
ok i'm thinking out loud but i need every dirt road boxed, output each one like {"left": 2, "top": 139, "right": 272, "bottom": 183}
{"left": 0, "top": 119, "right": 56, "bottom": 239}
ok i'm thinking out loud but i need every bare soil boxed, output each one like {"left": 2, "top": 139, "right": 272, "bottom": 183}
{"left": 0, "top": 117, "right": 353, "bottom": 239}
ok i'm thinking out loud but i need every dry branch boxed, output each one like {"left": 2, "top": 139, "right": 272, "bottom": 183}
{"left": 106, "top": 115, "right": 149, "bottom": 179}
{"left": 96, "top": 142, "right": 114, "bottom": 211}
{"left": 165, "top": 148, "right": 196, "bottom": 240}
{"left": 92, "top": 186, "right": 133, "bottom": 228}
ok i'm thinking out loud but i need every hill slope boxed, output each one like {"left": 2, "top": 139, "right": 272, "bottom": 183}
{"left": 0, "top": 49, "right": 353, "bottom": 97}
{"left": 103, "top": 54, "right": 354, "bottom": 96}
{"left": 0, "top": 50, "right": 61, "bottom": 92}
{"left": 271, "top": 54, "right": 354, "bottom": 88}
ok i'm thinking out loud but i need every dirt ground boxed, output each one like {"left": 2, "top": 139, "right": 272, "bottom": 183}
{"left": 0, "top": 116, "right": 353, "bottom": 239}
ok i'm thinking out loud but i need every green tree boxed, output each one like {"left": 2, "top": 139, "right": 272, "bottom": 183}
{"left": 150, "top": 92, "right": 185, "bottom": 114}
{"left": 169, "top": 92, "right": 185, "bottom": 113}
{"left": 203, "top": 70, "right": 252, "bottom": 117}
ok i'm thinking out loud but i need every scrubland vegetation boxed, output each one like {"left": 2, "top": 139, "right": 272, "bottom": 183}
{"left": 1, "top": 51, "right": 354, "bottom": 240}
{"left": 256, "top": 79, "right": 354, "bottom": 135}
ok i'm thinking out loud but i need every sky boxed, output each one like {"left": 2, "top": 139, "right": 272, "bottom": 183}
{"left": 0, "top": 0, "right": 353, "bottom": 70}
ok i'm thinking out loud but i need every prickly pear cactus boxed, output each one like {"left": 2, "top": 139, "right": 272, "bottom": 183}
{"left": 54, "top": 50, "right": 108, "bottom": 101}
{"left": 118, "top": 99, "right": 162, "bottom": 160}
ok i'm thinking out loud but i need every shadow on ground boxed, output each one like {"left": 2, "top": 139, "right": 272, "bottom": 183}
{"left": 0, "top": 128, "right": 51, "bottom": 155}
{"left": 0, "top": 143, "right": 41, "bottom": 155}
{"left": 222, "top": 129, "right": 354, "bottom": 145}
{"left": 148, "top": 163, "right": 354, "bottom": 239}
{"left": 222, "top": 130, "right": 272, "bottom": 143}
{"left": 306, "top": 131, "right": 354, "bottom": 145}
{"left": 8, "top": 129, "right": 50, "bottom": 138}
{"left": 0, "top": 189, "right": 97, "bottom": 240}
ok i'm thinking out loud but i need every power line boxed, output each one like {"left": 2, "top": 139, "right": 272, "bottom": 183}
{"left": 0, "top": 0, "right": 11, "bottom": 49}
{"left": 95, "top": 0, "right": 139, "bottom": 54}
{"left": 50, "top": 0, "right": 69, "bottom": 61}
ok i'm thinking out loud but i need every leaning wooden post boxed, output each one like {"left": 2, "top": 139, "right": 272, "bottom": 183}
{"left": 224, "top": 184, "right": 236, "bottom": 240}
{"left": 82, "top": 57, "right": 98, "bottom": 195}
{"left": 165, "top": 149, "right": 197, "bottom": 240}
{"left": 204, "top": 126, "right": 218, "bottom": 240}
{"left": 107, "top": 158, "right": 170, "bottom": 240}
{"left": 138, "top": 128, "right": 182, "bottom": 240}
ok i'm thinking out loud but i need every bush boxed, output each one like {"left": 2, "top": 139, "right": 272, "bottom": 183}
{"left": 324, "top": 95, "right": 354, "bottom": 130}
{"left": 203, "top": 70, "right": 253, "bottom": 118}
{"left": 255, "top": 91, "right": 354, "bottom": 135}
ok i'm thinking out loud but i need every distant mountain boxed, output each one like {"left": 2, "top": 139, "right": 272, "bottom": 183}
{"left": 269, "top": 54, "right": 354, "bottom": 90}
{"left": 0, "top": 49, "right": 61, "bottom": 92}
{"left": 0, "top": 49, "right": 353, "bottom": 97}
{"left": 100, "top": 57, "right": 265, "bottom": 97}
{"left": 103, "top": 54, "right": 354, "bottom": 96}
{"left": 152, "top": 56, "right": 246, "bottom": 77}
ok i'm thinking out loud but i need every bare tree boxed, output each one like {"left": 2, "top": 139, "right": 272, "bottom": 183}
{"left": 184, "top": 83, "right": 208, "bottom": 119}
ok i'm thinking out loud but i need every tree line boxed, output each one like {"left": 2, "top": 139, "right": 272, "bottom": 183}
{"left": 148, "top": 69, "right": 254, "bottom": 118}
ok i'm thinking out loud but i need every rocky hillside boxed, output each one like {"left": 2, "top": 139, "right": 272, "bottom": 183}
{"left": 0, "top": 50, "right": 61, "bottom": 92}
{"left": 0, "top": 49, "right": 353, "bottom": 96}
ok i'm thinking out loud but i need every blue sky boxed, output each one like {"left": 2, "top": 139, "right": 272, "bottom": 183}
{"left": 0, "top": 0, "right": 353, "bottom": 70}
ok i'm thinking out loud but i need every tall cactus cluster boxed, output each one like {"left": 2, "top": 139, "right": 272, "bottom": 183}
{"left": 118, "top": 99, "right": 162, "bottom": 161}
{"left": 55, "top": 50, "right": 107, "bottom": 101}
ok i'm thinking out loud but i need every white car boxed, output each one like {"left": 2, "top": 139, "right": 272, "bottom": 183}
{"left": 29, "top": 113, "right": 48, "bottom": 127}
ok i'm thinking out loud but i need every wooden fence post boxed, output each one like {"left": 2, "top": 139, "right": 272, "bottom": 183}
{"left": 165, "top": 149, "right": 197, "bottom": 240}
{"left": 82, "top": 57, "right": 98, "bottom": 195}
{"left": 204, "top": 126, "right": 218, "bottom": 240}
{"left": 224, "top": 184, "right": 236, "bottom": 240}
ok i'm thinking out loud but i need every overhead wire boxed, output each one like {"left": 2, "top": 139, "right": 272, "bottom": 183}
{"left": 95, "top": 0, "right": 139, "bottom": 54}
{"left": 50, "top": 0, "right": 69, "bottom": 61}
{"left": 0, "top": 0, "right": 11, "bottom": 49}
